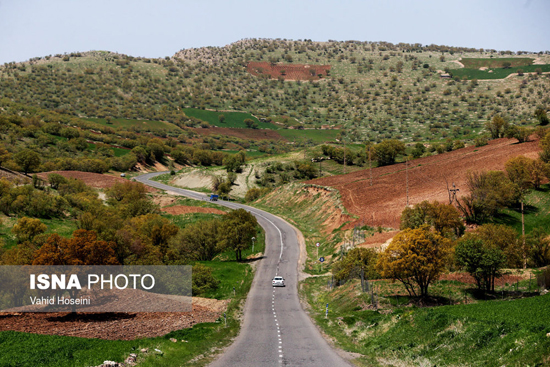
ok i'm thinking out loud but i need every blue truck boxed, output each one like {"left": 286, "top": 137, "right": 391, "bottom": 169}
{"left": 210, "top": 194, "right": 219, "bottom": 201}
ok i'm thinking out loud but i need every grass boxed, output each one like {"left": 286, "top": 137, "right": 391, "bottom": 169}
{"left": 0, "top": 331, "right": 145, "bottom": 367}
{"left": 196, "top": 261, "right": 252, "bottom": 300}
{"left": 183, "top": 108, "right": 277, "bottom": 130}
{"left": 86, "top": 141, "right": 131, "bottom": 157}
{"left": 254, "top": 182, "right": 348, "bottom": 275}
{"left": 276, "top": 128, "right": 341, "bottom": 144}
{"left": 493, "top": 184, "right": 550, "bottom": 235}
{"left": 451, "top": 64, "right": 550, "bottom": 80}
{"left": 0, "top": 282, "right": 254, "bottom": 367}
{"left": 0, "top": 217, "right": 78, "bottom": 249}
{"left": 302, "top": 276, "right": 550, "bottom": 366}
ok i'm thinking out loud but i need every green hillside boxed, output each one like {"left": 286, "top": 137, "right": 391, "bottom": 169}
{"left": 305, "top": 275, "right": 550, "bottom": 367}
{"left": 1, "top": 41, "right": 548, "bottom": 144}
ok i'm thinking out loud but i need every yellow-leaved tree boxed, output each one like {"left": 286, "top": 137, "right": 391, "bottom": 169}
{"left": 377, "top": 226, "right": 452, "bottom": 298}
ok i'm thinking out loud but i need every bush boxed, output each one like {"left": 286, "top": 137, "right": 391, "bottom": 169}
{"left": 245, "top": 187, "right": 270, "bottom": 202}
{"left": 474, "top": 136, "right": 488, "bottom": 147}
{"left": 192, "top": 264, "right": 219, "bottom": 296}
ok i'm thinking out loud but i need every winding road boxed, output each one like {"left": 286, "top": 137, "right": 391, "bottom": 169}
{"left": 136, "top": 172, "right": 351, "bottom": 366}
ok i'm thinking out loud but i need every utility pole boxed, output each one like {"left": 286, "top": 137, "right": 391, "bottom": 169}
{"left": 449, "top": 183, "right": 459, "bottom": 205}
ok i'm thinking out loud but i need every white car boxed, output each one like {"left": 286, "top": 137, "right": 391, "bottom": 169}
{"left": 272, "top": 276, "right": 285, "bottom": 287}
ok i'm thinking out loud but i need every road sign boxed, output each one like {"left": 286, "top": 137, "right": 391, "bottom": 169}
{"left": 316, "top": 243, "right": 320, "bottom": 247}
{"left": 319, "top": 257, "right": 325, "bottom": 262}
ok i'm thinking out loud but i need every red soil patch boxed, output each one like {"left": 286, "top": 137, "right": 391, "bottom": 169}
{"left": 308, "top": 138, "right": 542, "bottom": 229}
{"left": 247, "top": 62, "right": 331, "bottom": 81}
{"left": 0, "top": 300, "right": 225, "bottom": 340}
{"left": 36, "top": 171, "right": 156, "bottom": 192}
{"left": 161, "top": 205, "right": 226, "bottom": 215}
{"left": 358, "top": 231, "right": 399, "bottom": 249}
{"left": 190, "top": 126, "right": 286, "bottom": 141}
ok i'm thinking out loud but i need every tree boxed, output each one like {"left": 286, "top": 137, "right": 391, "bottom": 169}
{"left": 106, "top": 181, "right": 158, "bottom": 218}
{"left": 223, "top": 154, "right": 243, "bottom": 173}
{"left": 475, "top": 224, "right": 522, "bottom": 268}
{"left": 534, "top": 107, "right": 549, "bottom": 126}
{"left": 14, "top": 149, "right": 41, "bottom": 174}
{"left": 132, "top": 146, "right": 148, "bottom": 163}
{"left": 0, "top": 145, "right": 11, "bottom": 167}
{"left": 48, "top": 173, "right": 67, "bottom": 190}
{"left": 219, "top": 209, "right": 257, "bottom": 261}
{"left": 526, "top": 228, "right": 550, "bottom": 267}
{"left": 400, "top": 200, "right": 464, "bottom": 239}
{"left": 502, "top": 61, "right": 512, "bottom": 69}
{"left": 375, "top": 139, "right": 406, "bottom": 166}
{"left": 540, "top": 131, "right": 550, "bottom": 163}
{"left": 218, "top": 114, "right": 226, "bottom": 123}
{"left": 11, "top": 217, "right": 47, "bottom": 243}
{"left": 506, "top": 156, "right": 548, "bottom": 191}
{"left": 192, "top": 264, "right": 219, "bottom": 296}
{"left": 332, "top": 248, "right": 378, "bottom": 283}
{"left": 167, "top": 219, "right": 222, "bottom": 262}
{"left": 411, "top": 142, "right": 426, "bottom": 158}
{"left": 244, "top": 119, "right": 258, "bottom": 129}
{"left": 0, "top": 242, "right": 35, "bottom": 265}
{"left": 147, "top": 142, "right": 165, "bottom": 161}
{"left": 505, "top": 156, "right": 535, "bottom": 191}
{"left": 455, "top": 235, "right": 506, "bottom": 292}
{"left": 377, "top": 226, "right": 452, "bottom": 297}
{"left": 218, "top": 181, "right": 231, "bottom": 197}
{"left": 504, "top": 125, "right": 531, "bottom": 143}
{"left": 457, "top": 171, "right": 519, "bottom": 223}
{"left": 485, "top": 114, "right": 508, "bottom": 139}
{"left": 33, "top": 230, "right": 119, "bottom": 265}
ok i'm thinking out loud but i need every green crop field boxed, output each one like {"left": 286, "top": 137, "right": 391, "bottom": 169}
{"left": 86, "top": 142, "right": 131, "bottom": 157}
{"left": 183, "top": 108, "right": 278, "bottom": 130}
{"left": 276, "top": 129, "right": 341, "bottom": 144}
{"left": 451, "top": 64, "right": 550, "bottom": 80}
{"left": 460, "top": 57, "right": 534, "bottom": 69}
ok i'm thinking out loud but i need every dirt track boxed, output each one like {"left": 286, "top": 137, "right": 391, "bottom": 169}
{"left": 308, "top": 137, "right": 541, "bottom": 229}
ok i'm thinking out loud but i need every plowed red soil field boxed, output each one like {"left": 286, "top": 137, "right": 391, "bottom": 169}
{"left": 191, "top": 126, "right": 285, "bottom": 140}
{"left": 308, "top": 137, "right": 542, "bottom": 229}
{"left": 37, "top": 171, "right": 156, "bottom": 191}
{"left": 161, "top": 205, "right": 226, "bottom": 215}
{"left": 247, "top": 62, "right": 331, "bottom": 81}
{"left": 0, "top": 298, "right": 227, "bottom": 340}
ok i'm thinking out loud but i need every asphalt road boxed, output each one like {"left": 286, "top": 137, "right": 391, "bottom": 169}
{"left": 135, "top": 172, "right": 351, "bottom": 367}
